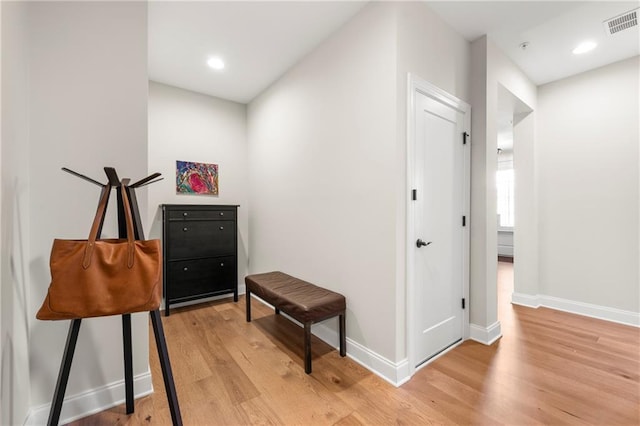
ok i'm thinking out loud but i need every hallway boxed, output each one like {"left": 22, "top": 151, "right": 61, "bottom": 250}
{"left": 72, "top": 262, "right": 639, "bottom": 425}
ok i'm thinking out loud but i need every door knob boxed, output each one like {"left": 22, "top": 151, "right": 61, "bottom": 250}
{"left": 416, "top": 239, "right": 432, "bottom": 248}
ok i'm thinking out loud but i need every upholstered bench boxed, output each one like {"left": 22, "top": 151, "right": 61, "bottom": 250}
{"left": 245, "top": 271, "right": 346, "bottom": 374}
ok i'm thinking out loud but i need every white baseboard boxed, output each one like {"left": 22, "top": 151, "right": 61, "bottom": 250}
{"left": 469, "top": 321, "right": 502, "bottom": 345}
{"left": 251, "top": 297, "right": 409, "bottom": 386}
{"left": 313, "top": 321, "right": 411, "bottom": 387}
{"left": 511, "top": 292, "right": 540, "bottom": 307}
{"left": 25, "top": 370, "right": 153, "bottom": 426}
{"left": 512, "top": 292, "right": 640, "bottom": 327}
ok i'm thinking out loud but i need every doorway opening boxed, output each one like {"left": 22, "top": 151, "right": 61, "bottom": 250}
{"left": 496, "top": 85, "right": 533, "bottom": 324}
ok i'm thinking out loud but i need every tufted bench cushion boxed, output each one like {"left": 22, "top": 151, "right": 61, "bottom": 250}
{"left": 245, "top": 271, "right": 346, "bottom": 373}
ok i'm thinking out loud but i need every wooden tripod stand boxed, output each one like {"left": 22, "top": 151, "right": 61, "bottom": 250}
{"left": 46, "top": 167, "right": 182, "bottom": 425}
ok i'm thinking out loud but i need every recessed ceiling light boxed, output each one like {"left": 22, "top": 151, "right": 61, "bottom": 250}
{"left": 572, "top": 41, "right": 597, "bottom": 55}
{"left": 207, "top": 57, "right": 225, "bottom": 70}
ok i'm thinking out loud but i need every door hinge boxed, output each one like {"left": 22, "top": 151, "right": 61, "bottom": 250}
{"left": 462, "top": 216, "right": 466, "bottom": 226}
{"left": 412, "top": 189, "right": 417, "bottom": 201}
{"left": 462, "top": 298, "right": 466, "bottom": 309}
{"left": 463, "top": 132, "right": 469, "bottom": 145}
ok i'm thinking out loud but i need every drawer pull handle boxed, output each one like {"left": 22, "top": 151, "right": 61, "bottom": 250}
{"left": 183, "top": 227, "right": 188, "bottom": 232}
{"left": 219, "top": 212, "right": 224, "bottom": 216}
{"left": 183, "top": 267, "right": 188, "bottom": 271}
{"left": 183, "top": 212, "right": 188, "bottom": 217}
{"left": 220, "top": 263, "right": 225, "bottom": 267}
{"left": 219, "top": 226, "right": 224, "bottom": 230}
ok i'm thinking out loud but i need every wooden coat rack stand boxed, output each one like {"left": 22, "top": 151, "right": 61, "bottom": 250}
{"left": 47, "top": 167, "right": 182, "bottom": 426}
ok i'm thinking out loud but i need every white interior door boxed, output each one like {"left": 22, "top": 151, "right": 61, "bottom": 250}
{"left": 412, "top": 85, "right": 468, "bottom": 368}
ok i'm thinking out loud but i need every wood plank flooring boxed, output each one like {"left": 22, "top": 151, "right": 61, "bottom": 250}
{"left": 70, "top": 263, "right": 639, "bottom": 425}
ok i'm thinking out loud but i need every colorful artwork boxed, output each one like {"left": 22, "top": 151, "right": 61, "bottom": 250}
{"left": 176, "top": 161, "right": 219, "bottom": 195}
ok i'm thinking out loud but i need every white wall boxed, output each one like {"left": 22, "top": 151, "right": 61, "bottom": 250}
{"left": 513, "top": 112, "right": 538, "bottom": 296}
{"left": 470, "top": 36, "right": 537, "bottom": 342}
{"left": 1, "top": 2, "right": 31, "bottom": 423}
{"left": 469, "top": 37, "right": 490, "bottom": 332}
{"left": 248, "top": 1, "right": 398, "bottom": 367}
{"left": 537, "top": 57, "right": 639, "bottom": 315}
{"left": 147, "top": 81, "right": 249, "bottom": 292}
{"left": 396, "top": 3, "right": 469, "bottom": 103}
{"left": 248, "top": 1, "right": 471, "bottom": 383}
{"left": 25, "top": 2, "right": 149, "bottom": 423}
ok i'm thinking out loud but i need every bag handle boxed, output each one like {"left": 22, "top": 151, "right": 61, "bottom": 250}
{"left": 83, "top": 184, "right": 112, "bottom": 269}
{"left": 120, "top": 182, "right": 136, "bottom": 268}
{"left": 82, "top": 182, "right": 137, "bottom": 269}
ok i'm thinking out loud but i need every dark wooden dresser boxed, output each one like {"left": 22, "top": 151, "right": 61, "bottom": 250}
{"left": 162, "top": 204, "right": 239, "bottom": 315}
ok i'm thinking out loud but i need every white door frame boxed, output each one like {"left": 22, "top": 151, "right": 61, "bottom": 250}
{"left": 406, "top": 73, "right": 471, "bottom": 377}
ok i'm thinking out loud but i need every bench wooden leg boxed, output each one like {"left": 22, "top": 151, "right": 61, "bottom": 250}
{"left": 304, "top": 322, "right": 312, "bottom": 374}
{"left": 246, "top": 290, "right": 252, "bottom": 322}
{"left": 339, "top": 312, "right": 346, "bottom": 357}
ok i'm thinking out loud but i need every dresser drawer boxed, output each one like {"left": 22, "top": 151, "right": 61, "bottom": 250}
{"left": 167, "top": 257, "right": 236, "bottom": 300}
{"left": 167, "top": 220, "right": 235, "bottom": 259}
{"left": 168, "top": 209, "right": 236, "bottom": 221}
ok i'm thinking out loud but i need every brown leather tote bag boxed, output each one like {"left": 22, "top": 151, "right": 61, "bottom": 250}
{"left": 36, "top": 183, "right": 162, "bottom": 320}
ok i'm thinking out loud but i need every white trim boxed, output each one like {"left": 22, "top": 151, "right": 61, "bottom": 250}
{"left": 511, "top": 292, "right": 541, "bottom": 307}
{"left": 406, "top": 73, "right": 418, "bottom": 379}
{"left": 512, "top": 292, "right": 640, "bottom": 327}
{"left": 337, "top": 334, "right": 411, "bottom": 387}
{"left": 406, "top": 73, "right": 471, "bottom": 379}
{"left": 469, "top": 321, "right": 502, "bottom": 345}
{"left": 25, "top": 370, "right": 153, "bottom": 426}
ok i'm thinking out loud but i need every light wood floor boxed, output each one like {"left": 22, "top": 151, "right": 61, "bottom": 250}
{"left": 71, "top": 262, "right": 639, "bottom": 425}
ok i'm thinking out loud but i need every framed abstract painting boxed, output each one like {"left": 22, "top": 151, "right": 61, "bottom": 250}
{"left": 176, "top": 160, "right": 219, "bottom": 195}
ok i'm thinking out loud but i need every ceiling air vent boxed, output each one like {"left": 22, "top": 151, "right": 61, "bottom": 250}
{"left": 603, "top": 8, "right": 638, "bottom": 35}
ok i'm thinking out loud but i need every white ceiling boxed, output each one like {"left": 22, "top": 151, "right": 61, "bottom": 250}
{"left": 149, "top": 1, "right": 640, "bottom": 104}
{"left": 148, "top": 1, "right": 367, "bottom": 104}
{"left": 428, "top": 1, "right": 640, "bottom": 85}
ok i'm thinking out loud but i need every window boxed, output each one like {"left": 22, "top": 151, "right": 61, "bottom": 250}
{"left": 496, "top": 168, "right": 514, "bottom": 228}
